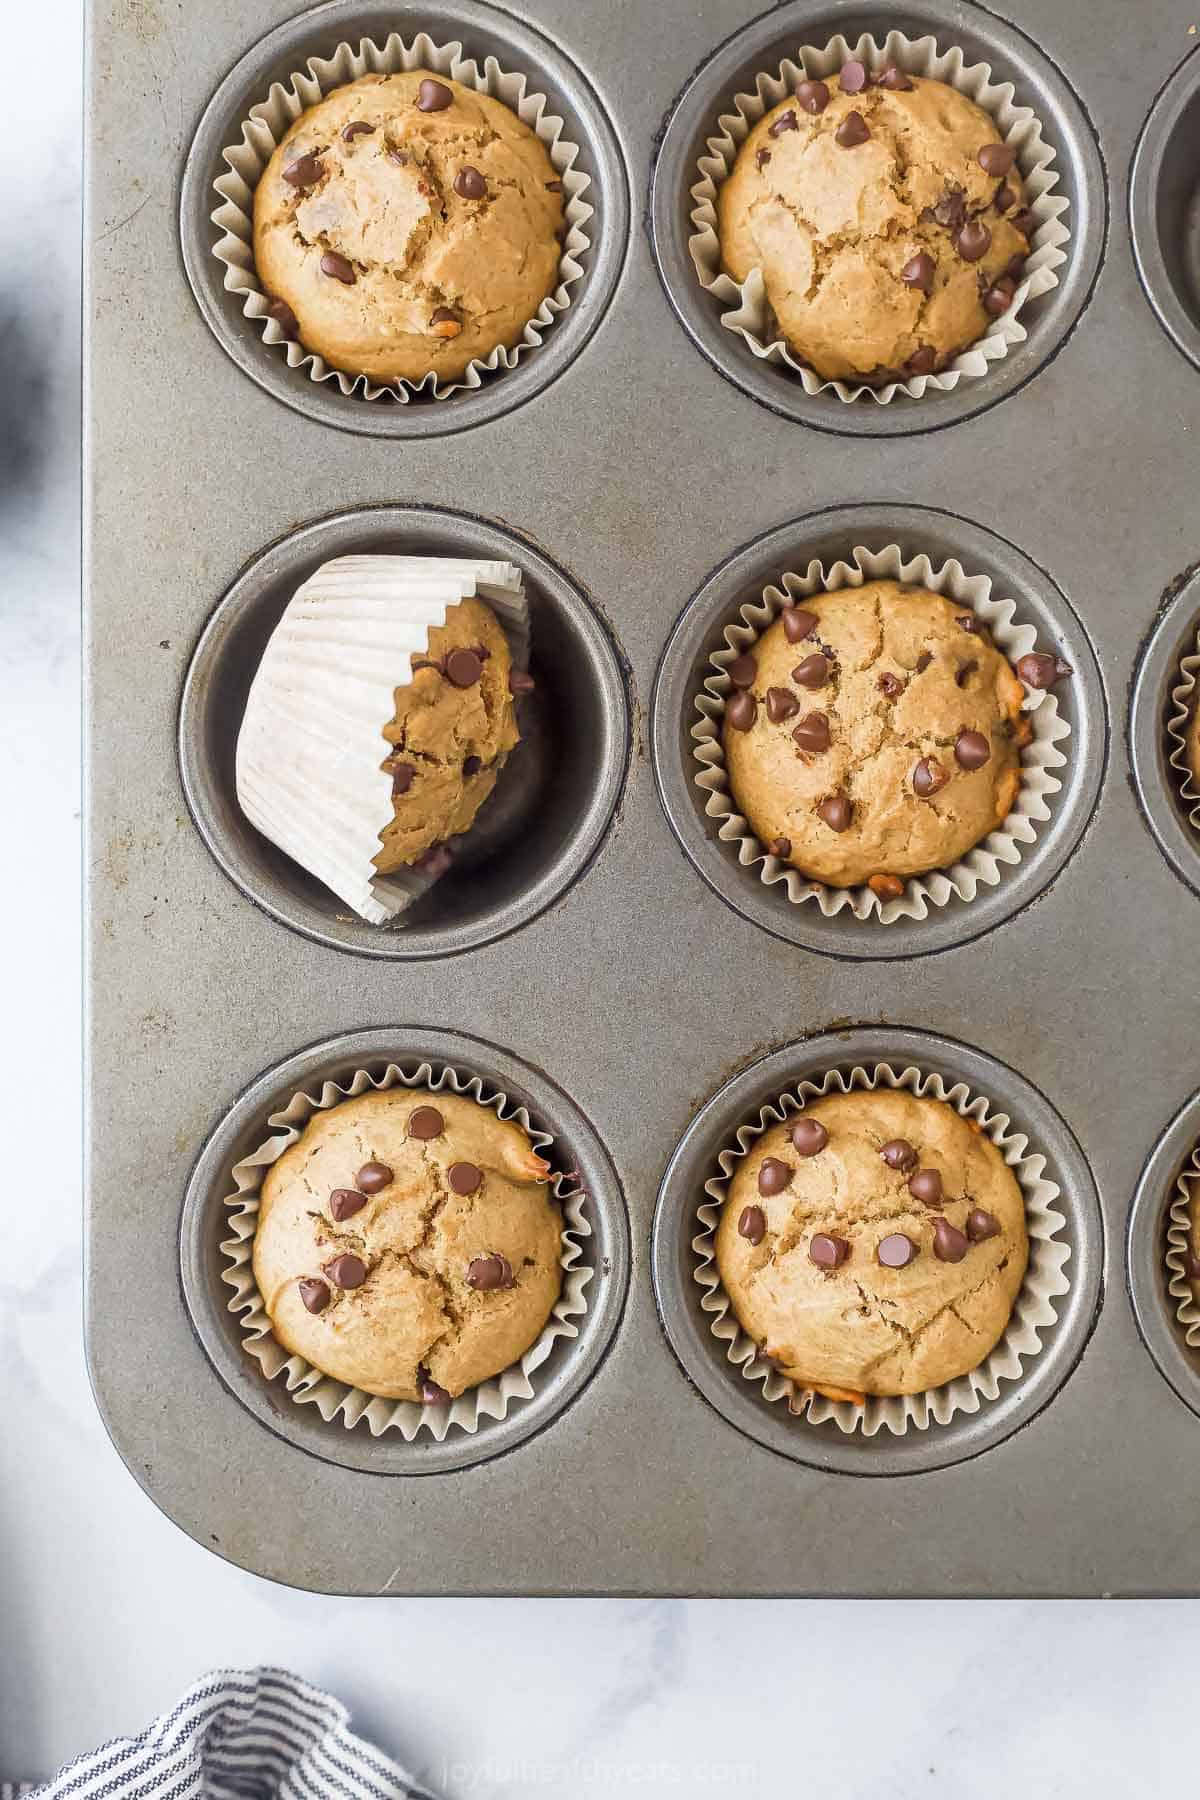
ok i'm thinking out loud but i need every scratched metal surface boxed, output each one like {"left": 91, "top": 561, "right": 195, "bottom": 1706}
{"left": 85, "top": 0, "right": 1200, "bottom": 1594}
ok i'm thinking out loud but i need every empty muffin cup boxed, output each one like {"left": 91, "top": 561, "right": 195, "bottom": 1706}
{"left": 1130, "top": 46, "right": 1200, "bottom": 374}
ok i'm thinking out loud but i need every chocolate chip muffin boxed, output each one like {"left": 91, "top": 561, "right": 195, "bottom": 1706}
{"left": 715, "top": 1090, "right": 1028, "bottom": 1399}
{"left": 1188, "top": 697, "right": 1200, "bottom": 792}
{"left": 722, "top": 581, "right": 1028, "bottom": 891}
{"left": 376, "top": 595, "right": 520, "bottom": 873}
{"left": 253, "top": 1088, "right": 564, "bottom": 1401}
{"left": 718, "top": 60, "right": 1034, "bottom": 383}
{"left": 253, "top": 72, "right": 564, "bottom": 384}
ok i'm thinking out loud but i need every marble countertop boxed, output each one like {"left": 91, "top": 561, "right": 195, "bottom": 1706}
{"left": 3, "top": 2, "right": 1197, "bottom": 1792}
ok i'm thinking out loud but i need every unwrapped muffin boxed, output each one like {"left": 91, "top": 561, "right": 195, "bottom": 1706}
{"left": 253, "top": 71, "right": 564, "bottom": 384}
{"left": 715, "top": 1090, "right": 1028, "bottom": 1399}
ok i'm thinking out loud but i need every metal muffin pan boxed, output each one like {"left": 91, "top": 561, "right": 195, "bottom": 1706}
{"left": 85, "top": 0, "right": 1200, "bottom": 1595}
{"left": 1130, "top": 45, "right": 1200, "bottom": 374}
{"left": 1127, "top": 1084, "right": 1200, "bottom": 1424}
{"left": 1129, "top": 565, "right": 1200, "bottom": 899}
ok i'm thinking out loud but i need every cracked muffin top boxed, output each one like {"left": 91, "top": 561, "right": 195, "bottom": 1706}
{"left": 717, "top": 62, "right": 1033, "bottom": 383}
{"left": 721, "top": 580, "right": 1028, "bottom": 891}
{"left": 715, "top": 1090, "right": 1029, "bottom": 1400}
{"left": 253, "top": 1088, "right": 564, "bottom": 1402}
{"left": 375, "top": 594, "right": 520, "bottom": 874}
{"left": 253, "top": 71, "right": 564, "bottom": 384}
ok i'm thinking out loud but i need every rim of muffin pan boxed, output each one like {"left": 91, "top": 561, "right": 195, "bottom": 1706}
{"left": 1129, "top": 566, "right": 1200, "bottom": 899}
{"left": 650, "top": 503, "right": 1107, "bottom": 961}
{"left": 178, "top": 0, "right": 630, "bottom": 438}
{"left": 650, "top": 1025, "right": 1105, "bottom": 1478}
{"left": 1130, "top": 46, "right": 1200, "bottom": 376}
{"left": 1126, "top": 1084, "right": 1200, "bottom": 1424}
{"left": 179, "top": 1026, "right": 632, "bottom": 1475}
{"left": 178, "top": 505, "right": 631, "bottom": 959}
{"left": 647, "top": 0, "right": 1106, "bottom": 437}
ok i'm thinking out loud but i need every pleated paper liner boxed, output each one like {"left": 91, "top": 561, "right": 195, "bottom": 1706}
{"left": 1164, "top": 1143, "right": 1200, "bottom": 1348}
{"left": 211, "top": 30, "right": 591, "bottom": 402}
{"left": 691, "top": 542, "right": 1071, "bottom": 923}
{"left": 693, "top": 1061, "right": 1069, "bottom": 1437}
{"left": 689, "top": 30, "right": 1071, "bottom": 405}
{"left": 1164, "top": 619, "right": 1200, "bottom": 831}
{"left": 221, "top": 1060, "right": 592, "bottom": 1442}
{"left": 235, "top": 554, "right": 529, "bottom": 925}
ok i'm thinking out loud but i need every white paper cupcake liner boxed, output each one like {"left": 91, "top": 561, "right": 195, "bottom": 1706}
{"left": 221, "top": 1060, "right": 592, "bottom": 1441}
{"left": 693, "top": 1061, "right": 1070, "bottom": 1436}
{"left": 1164, "top": 1143, "right": 1200, "bottom": 1346}
{"left": 689, "top": 30, "right": 1071, "bottom": 404}
{"left": 1164, "top": 621, "right": 1200, "bottom": 828}
{"left": 236, "top": 554, "right": 529, "bottom": 925}
{"left": 211, "top": 31, "right": 591, "bottom": 402}
{"left": 692, "top": 543, "right": 1070, "bottom": 922}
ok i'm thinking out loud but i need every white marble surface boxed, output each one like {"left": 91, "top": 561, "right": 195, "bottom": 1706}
{"left": 3, "top": 3, "right": 1199, "bottom": 1793}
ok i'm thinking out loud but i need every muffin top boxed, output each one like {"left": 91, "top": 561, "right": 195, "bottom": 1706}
{"left": 375, "top": 595, "right": 520, "bottom": 873}
{"left": 721, "top": 580, "right": 1027, "bottom": 890}
{"left": 253, "top": 71, "right": 564, "bottom": 383}
{"left": 715, "top": 1090, "right": 1029, "bottom": 1399}
{"left": 253, "top": 1088, "right": 564, "bottom": 1401}
{"left": 718, "top": 65, "right": 1033, "bottom": 383}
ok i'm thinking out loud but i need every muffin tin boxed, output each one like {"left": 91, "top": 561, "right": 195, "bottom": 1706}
{"left": 85, "top": 0, "right": 1200, "bottom": 1595}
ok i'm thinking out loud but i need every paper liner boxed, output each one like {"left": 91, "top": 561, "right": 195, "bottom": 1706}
{"left": 221, "top": 1060, "right": 592, "bottom": 1441}
{"left": 689, "top": 30, "right": 1071, "bottom": 405}
{"left": 1164, "top": 1143, "right": 1200, "bottom": 1347}
{"left": 235, "top": 554, "right": 529, "bottom": 925}
{"left": 692, "top": 543, "right": 1070, "bottom": 922}
{"left": 1164, "top": 619, "right": 1200, "bottom": 830}
{"left": 692, "top": 1061, "right": 1070, "bottom": 1436}
{"left": 211, "top": 31, "right": 592, "bottom": 402}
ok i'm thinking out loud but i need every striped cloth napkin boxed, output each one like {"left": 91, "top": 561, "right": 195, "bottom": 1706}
{"left": 4, "top": 1668, "right": 440, "bottom": 1800}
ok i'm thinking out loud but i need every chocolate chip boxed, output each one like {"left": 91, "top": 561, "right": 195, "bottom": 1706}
{"left": 417, "top": 78, "right": 454, "bottom": 112}
{"left": 768, "top": 109, "right": 798, "bottom": 137}
{"left": 878, "top": 671, "right": 904, "bottom": 698}
{"left": 430, "top": 306, "right": 461, "bottom": 338}
{"left": 908, "top": 1168, "right": 944, "bottom": 1206}
{"left": 417, "top": 1364, "right": 450, "bottom": 1404}
{"left": 325, "top": 1253, "right": 367, "bottom": 1289}
{"left": 448, "top": 1161, "right": 482, "bottom": 1195}
{"left": 1010, "top": 207, "right": 1036, "bottom": 238}
{"left": 839, "top": 59, "right": 868, "bottom": 93}
{"left": 415, "top": 844, "right": 453, "bottom": 878}
{"left": 765, "top": 837, "right": 792, "bottom": 861}
{"left": 265, "top": 297, "right": 300, "bottom": 339}
{"left": 546, "top": 178, "right": 564, "bottom": 192}
{"left": 932, "top": 1217, "right": 969, "bottom": 1263}
{"left": 467, "top": 1253, "right": 514, "bottom": 1291}
{"left": 509, "top": 669, "right": 536, "bottom": 695}
{"left": 727, "top": 653, "right": 758, "bottom": 688}
{"left": 766, "top": 686, "right": 800, "bottom": 723}
{"left": 880, "top": 1139, "right": 917, "bottom": 1171}
{"left": 791, "top": 1118, "right": 829, "bottom": 1156}
{"left": 915, "top": 650, "right": 934, "bottom": 672}
{"left": 796, "top": 79, "right": 830, "bottom": 114}
{"left": 391, "top": 762, "right": 416, "bottom": 796}
{"left": 835, "top": 110, "right": 870, "bottom": 148}
{"left": 933, "top": 189, "right": 966, "bottom": 230}
{"left": 956, "top": 220, "right": 992, "bottom": 262}
{"left": 955, "top": 729, "right": 991, "bottom": 770}
{"left": 456, "top": 755, "right": 480, "bottom": 781}
{"left": 356, "top": 1161, "right": 393, "bottom": 1194}
{"left": 1007, "top": 254, "right": 1028, "bottom": 281}
{"left": 298, "top": 1277, "right": 330, "bottom": 1313}
{"left": 283, "top": 153, "right": 324, "bottom": 187}
{"left": 738, "top": 1205, "right": 766, "bottom": 1245}
{"left": 978, "top": 142, "right": 1015, "bottom": 177}
{"left": 792, "top": 711, "right": 831, "bottom": 753}
{"left": 408, "top": 1105, "right": 444, "bottom": 1139}
{"left": 727, "top": 691, "right": 757, "bottom": 731}
{"left": 995, "top": 183, "right": 1016, "bottom": 213}
{"left": 1186, "top": 1252, "right": 1200, "bottom": 1281}
{"left": 1016, "top": 651, "right": 1072, "bottom": 689}
{"left": 957, "top": 614, "right": 982, "bottom": 634}
{"left": 330, "top": 1188, "right": 367, "bottom": 1222}
{"left": 792, "top": 652, "right": 830, "bottom": 689}
{"left": 454, "top": 165, "right": 487, "bottom": 199}
{"left": 878, "top": 1233, "right": 917, "bottom": 1268}
{"left": 870, "top": 872, "right": 905, "bottom": 900}
{"left": 756, "top": 148, "right": 771, "bottom": 170}
{"left": 809, "top": 1233, "right": 850, "bottom": 1268}
{"left": 983, "top": 277, "right": 1016, "bottom": 316}
{"left": 782, "top": 606, "right": 819, "bottom": 643}
{"left": 758, "top": 1157, "right": 792, "bottom": 1196}
{"left": 905, "top": 345, "right": 936, "bottom": 375}
{"left": 320, "top": 251, "right": 356, "bottom": 284}
{"left": 901, "top": 251, "right": 935, "bottom": 293}
{"left": 955, "top": 660, "right": 978, "bottom": 688}
{"left": 388, "top": 149, "right": 410, "bottom": 165}
{"left": 966, "top": 1208, "right": 1002, "bottom": 1242}
{"left": 878, "top": 64, "right": 913, "bottom": 90}
{"left": 342, "top": 121, "right": 375, "bottom": 141}
{"left": 817, "top": 794, "right": 852, "bottom": 833}
{"left": 913, "top": 757, "right": 949, "bottom": 798}
{"left": 445, "top": 647, "right": 484, "bottom": 687}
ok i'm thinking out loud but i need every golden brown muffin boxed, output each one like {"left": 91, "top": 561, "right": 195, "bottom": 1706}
{"left": 1188, "top": 698, "right": 1200, "bottom": 790}
{"left": 375, "top": 595, "right": 520, "bottom": 872}
{"left": 253, "top": 71, "right": 564, "bottom": 384}
{"left": 717, "top": 62, "right": 1033, "bottom": 383}
{"left": 253, "top": 1089, "right": 564, "bottom": 1401}
{"left": 715, "top": 1090, "right": 1029, "bottom": 1399}
{"left": 721, "top": 581, "right": 1028, "bottom": 891}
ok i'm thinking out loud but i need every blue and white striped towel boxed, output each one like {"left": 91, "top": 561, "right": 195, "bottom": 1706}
{"left": 4, "top": 1668, "right": 440, "bottom": 1800}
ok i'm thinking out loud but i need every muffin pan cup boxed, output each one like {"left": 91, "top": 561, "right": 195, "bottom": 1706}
{"left": 1130, "top": 46, "right": 1200, "bottom": 374}
{"left": 1129, "top": 567, "right": 1200, "bottom": 899}
{"left": 1127, "top": 1089, "right": 1200, "bottom": 1425}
